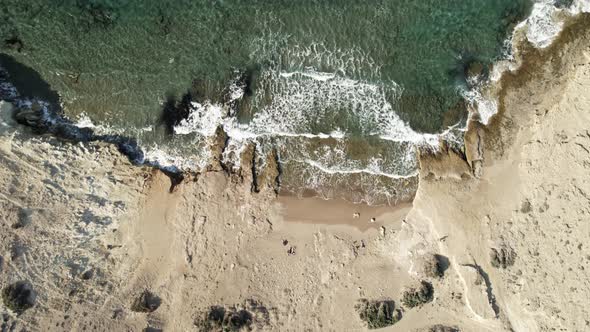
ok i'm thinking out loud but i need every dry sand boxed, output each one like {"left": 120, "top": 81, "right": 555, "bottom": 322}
{"left": 0, "top": 14, "right": 590, "bottom": 332}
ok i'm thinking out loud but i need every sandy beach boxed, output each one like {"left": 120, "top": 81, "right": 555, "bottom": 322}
{"left": 278, "top": 195, "right": 412, "bottom": 232}
{"left": 0, "top": 9, "right": 589, "bottom": 332}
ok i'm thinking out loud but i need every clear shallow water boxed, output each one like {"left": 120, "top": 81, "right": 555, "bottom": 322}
{"left": 0, "top": 0, "right": 534, "bottom": 204}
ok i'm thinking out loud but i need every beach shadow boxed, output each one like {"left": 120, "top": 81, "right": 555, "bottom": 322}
{"left": 0, "top": 53, "right": 184, "bottom": 181}
{"left": 0, "top": 53, "right": 60, "bottom": 107}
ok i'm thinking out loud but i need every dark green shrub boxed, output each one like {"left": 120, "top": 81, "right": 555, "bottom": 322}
{"left": 203, "top": 306, "right": 252, "bottom": 331}
{"left": 430, "top": 324, "right": 460, "bottom": 332}
{"left": 402, "top": 281, "right": 434, "bottom": 308}
{"left": 2, "top": 281, "right": 36, "bottom": 314}
{"left": 424, "top": 254, "right": 449, "bottom": 279}
{"left": 355, "top": 299, "right": 401, "bottom": 329}
{"left": 195, "top": 300, "right": 270, "bottom": 332}
{"left": 490, "top": 246, "right": 516, "bottom": 269}
{"left": 131, "top": 290, "right": 161, "bottom": 313}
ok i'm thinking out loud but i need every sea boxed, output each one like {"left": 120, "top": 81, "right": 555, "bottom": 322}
{"left": 0, "top": 0, "right": 587, "bottom": 204}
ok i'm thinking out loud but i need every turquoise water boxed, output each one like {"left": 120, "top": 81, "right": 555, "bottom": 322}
{"left": 0, "top": 0, "right": 533, "bottom": 204}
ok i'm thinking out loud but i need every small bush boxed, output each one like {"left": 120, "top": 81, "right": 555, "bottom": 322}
{"left": 13, "top": 207, "right": 32, "bottom": 229}
{"left": 355, "top": 299, "right": 401, "bottom": 329}
{"left": 2, "top": 281, "right": 36, "bottom": 314}
{"left": 195, "top": 299, "right": 270, "bottom": 332}
{"left": 402, "top": 281, "right": 434, "bottom": 308}
{"left": 204, "top": 305, "right": 253, "bottom": 331}
{"left": 131, "top": 290, "right": 161, "bottom": 313}
{"left": 430, "top": 324, "right": 460, "bottom": 332}
{"left": 424, "top": 254, "right": 449, "bottom": 279}
{"left": 490, "top": 246, "right": 516, "bottom": 269}
{"left": 143, "top": 327, "right": 163, "bottom": 332}
{"left": 520, "top": 200, "right": 532, "bottom": 213}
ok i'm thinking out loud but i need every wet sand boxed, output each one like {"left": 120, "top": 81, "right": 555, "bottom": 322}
{"left": 278, "top": 195, "right": 412, "bottom": 231}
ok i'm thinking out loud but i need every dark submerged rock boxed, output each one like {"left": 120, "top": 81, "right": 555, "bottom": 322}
{"left": 76, "top": 0, "right": 119, "bottom": 29}
{"left": 466, "top": 61, "right": 485, "bottom": 79}
{"left": 4, "top": 35, "right": 24, "bottom": 52}
{"left": 156, "top": 10, "right": 173, "bottom": 36}
{"left": 448, "top": 51, "right": 494, "bottom": 92}
{"left": 0, "top": 53, "right": 60, "bottom": 106}
{"left": 1, "top": 53, "right": 149, "bottom": 166}
{"left": 554, "top": 0, "right": 574, "bottom": 9}
{"left": 159, "top": 92, "right": 193, "bottom": 136}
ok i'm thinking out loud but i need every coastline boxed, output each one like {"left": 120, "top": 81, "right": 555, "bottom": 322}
{"left": 0, "top": 2, "right": 579, "bottom": 207}
{"left": 0, "top": 6, "right": 590, "bottom": 332}
{"left": 464, "top": 12, "right": 590, "bottom": 167}
{"left": 0, "top": 1, "right": 543, "bottom": 207}
{"left": 402, "top": 11, "right": 590, "bottom": 331}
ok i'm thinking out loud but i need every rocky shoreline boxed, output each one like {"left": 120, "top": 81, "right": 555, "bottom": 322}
{"left": 0, "top": 11, "right": 589, "bottom": 332}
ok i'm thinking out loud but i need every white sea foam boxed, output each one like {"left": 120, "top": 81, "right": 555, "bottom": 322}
{"left": 273, "top": 42, "right": 382, "bottom": 79}
{"left": 302, "top": 159, "right": 418, "bottom": 180}
{"left": 228, "top": 80, "right": 246, "bottom": 103}
{"left": 143, "top": 144, "right": 210, "bottom": 170}
{"left": 520, "top": 0, "right": 589, "bottom": 49}
{"left": 462, "top": 87, "right": 499, "bottom": 125}
{"left": 73, "top": 113, "right": 128, "bottom": 135}
{"left": 571, "top": 0, "right": 590, "bottom": 13}
{"left": 164, "top": 64, "right": 460, "bottom": 191}
{"left": 75, "top": 113, "right": 96, "bottom": 128}
{"left": 521, "top": 1, "right": 564, "bottom": 49}
{"left": 246, "top": 30, "right": 454, "bottom": 162}
{"left": 173, "top": 102, "right": 225, "bottom": 136}
{"left": 247, "top": 69, "right": 412, "bottom": 138}
{"left": 280, "top": 70, "right": 336, "bottom": 81}
{"left": 165, "top": 61, "right": 445, "bottom": 172}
